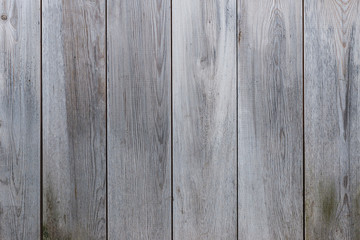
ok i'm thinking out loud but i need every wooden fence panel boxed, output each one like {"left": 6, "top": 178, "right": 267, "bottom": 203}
{"left": 305, "top": 0, "right": 360, "bottom": 239}
{"left": 172, "top": 1, "right": 237, "bottom": 239}
{"left": 0, "top": 0, "right": 40, "bottom": 239}
{"left": 6, "top": 1, "right": 360, "bottom": 238}
{"left": 42, "top": 0, "right": 106, "bottom": 239}
{"left": 238, "top": 0, "right": 303, "bottom": 239}
{"left": 107, "top": 0, "right": 171, "bottom": 239}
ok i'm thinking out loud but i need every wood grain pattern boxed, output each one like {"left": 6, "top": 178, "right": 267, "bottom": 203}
{"left": 42, "top": 0, "right": 106, "bottom": 239}
{"left": 107, "top": 0, "right": 171, "bottom": 239}
{"left": 305, "top": 0, "right": 360, "bottom": 239}
{"left": 238, "top": 0, "right": 303, "bottom": 239}
{"left": 172, "top": 1, "right": 237, "bottom": 239}
{"left": 0, "top": 0, "right": 40, "bottom": 239}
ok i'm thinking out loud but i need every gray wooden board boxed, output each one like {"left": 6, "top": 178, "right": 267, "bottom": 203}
{"left": 0, "top": 0, "right": 40, "bottom": 239}
{"left": 107, "top": 0, "right": 171, "bottom": 239}
{"left": 42, "top": 0, "right": 106, "bottom": 239}
{"left": 305, "top": 0, "right": 360, "bottom": 239}
{"left": 172, "top": 0, "right": 237, "bottom": 239}
{"left": 238, "top": 0, "right": 303, "bottom": 239}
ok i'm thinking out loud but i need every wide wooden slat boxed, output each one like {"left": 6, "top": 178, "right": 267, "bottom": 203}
{"left": 0, "top": 0, "right": 40, "bottom": 239}
{"left": 172, "top": 1, "right": 237, "bottom": 239}
{"left": 305, "top": 0, "right": 360, "bottom": 239}
{"left": 238, "top": 0, "right": 303, "bottom": 239}
{"left": 107, "top": 0, "right": 171, "bottom": 239}
{"left": 42, "top": 0, "right": 106, "bottom": 239}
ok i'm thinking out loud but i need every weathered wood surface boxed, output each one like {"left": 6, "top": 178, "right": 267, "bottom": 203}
{"left": 42, "top": 0, "right": 106, "bottom": 239}
{"left": 172, "top": 1, "right": 237, "bottom": 239}
{"left": 107, "top": 0, "right": 171, "bottom": 239}
{"left": 238, "top": 0, "right": 303, "bottom": 239}
{"left": 0, "top": 0, "right": 40, "bottom": 239}
{"left": 305, "top": 0, "right": 360, "bottom": 239}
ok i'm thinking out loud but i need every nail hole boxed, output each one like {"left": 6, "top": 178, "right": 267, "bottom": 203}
{"left": 1, "top": 15, "right": 7, "bottom": 21}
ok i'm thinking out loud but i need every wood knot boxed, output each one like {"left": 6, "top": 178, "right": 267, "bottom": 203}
{"left": 1, "top": 14, "right": 7, "bottom": 21}
{"left": 343, "top": 175, "right": 348, "bottom": 188}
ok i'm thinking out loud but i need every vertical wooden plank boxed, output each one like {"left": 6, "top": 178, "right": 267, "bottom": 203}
{"left": 238, "top": 0, "right": 303, "bottom": 239}
{"left": 173, "top": 1, "right": 237, "bottom": 239}
{"left": 305, "top": 0, "right": 360, "bottom": 239}
{"left": 0, "top": 0, "right": 40, "bottom": 239}
{"left": 107, "top": 0, "right": 171, "bottom": 239}
{"left": 42, "top": 0, "right": 106, "bottom": 239}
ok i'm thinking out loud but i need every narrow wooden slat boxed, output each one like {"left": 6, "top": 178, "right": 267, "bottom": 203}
{"left": 238, "top": 0, "right": 303, "bottom": 239}
{"left": 0, "top": 0, "right": 40, "bottom": 239}
{"left": 107, "top": 0, "right": 171, "bottom": 239}
{"left": 305, "top": 0, "right": 360, "bottom": 239}
{"left": 172, "top": 1, "right": 237, "bottom": 239}
{"left": 42, "top": 0, "right": 106, "bottom": 239}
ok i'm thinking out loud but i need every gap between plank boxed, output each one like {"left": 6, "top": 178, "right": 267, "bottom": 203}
{"left": 105, "top": 0, "right": 109, "bottom": 239}
{"left": 302, "top": 0, "right": 305, "bottom": 239}
{"left": 170, "top": 0, "right": 174, "bottom": 239}
{"left": 236, "top": 0, "right": 239, "bottom": 239}
{"left": 40, "top": 0, "right": 43, "bottom": 238}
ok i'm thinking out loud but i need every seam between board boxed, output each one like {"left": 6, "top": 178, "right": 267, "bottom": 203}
{"left": 170, "top": 0, "right": 174, "bottom": 239}
{"left": 236, "top": 0, "right": 239, "bottom": 239}
{"left": 40, "top": 0, "right": 43, "bottom": 239}
{"left": 105, "top": 0, "right": 108, "bottom": 239}
{"left": 302, "top": 0, "right": 305, "bottom": 239}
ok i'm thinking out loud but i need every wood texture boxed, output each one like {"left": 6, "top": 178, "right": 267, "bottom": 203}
{"left": 107, "top": 0, "right": 171, "bottom": 239}
{"left": 172, "top": 1, "right": 237, "bottom": 239}
{"left": 305, "top": 0, "right": 360, "bottom": 239}
{"left": 42, "top": 0, "right": 106, "bottom": 239}
{"left": 0, "top": 0, "right": 40, "bottom": 239}
{"left": 238, "top": 0, "right": 303, "bottom": 239}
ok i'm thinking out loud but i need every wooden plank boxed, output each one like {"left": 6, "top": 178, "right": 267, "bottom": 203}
{"left": 42, "top": 0, "right": 106, "bottom": 239}
{"left": 107, "top": 0, "right": 171, "bottom": 239}
{"left": 305, "top": 0, "right": 360, "bottom": 239}
{"left": 172, "top": 1, "right": 237, "bottom": 239}
{"left": 0, "top": 0, "right": 40, "bottom": 239}
{"left": 238, "top": 0, "right": 303, "bottom": 239}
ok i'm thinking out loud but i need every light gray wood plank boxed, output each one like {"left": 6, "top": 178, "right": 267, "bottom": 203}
{"left": 42, "top": 0, "right": 106, "bottom": 239}
{"left": 172, "top": 1, "right": 237, "bottom": 239}
{"left": 238, "top": 0, "right": 303, "bottom": 239}
{"left": 0, "top": 0, "right": 40, "bottom": 239}
{"left": 107, "top": 0, "right": 171, "bottom": 239}
{"left": 305, "top": 0, "right": 360, "bottom": 239}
